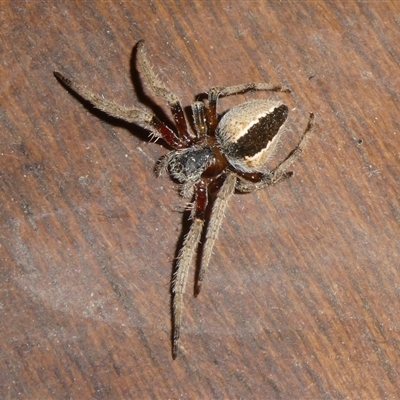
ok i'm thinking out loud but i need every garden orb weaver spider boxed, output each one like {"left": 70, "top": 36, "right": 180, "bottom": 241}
{"left": 54, "top": 40, "right": 314, "bottom": 359}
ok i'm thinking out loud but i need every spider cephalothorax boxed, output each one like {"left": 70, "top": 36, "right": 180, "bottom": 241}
{"left": 54, "top": 40, "right": 314, "bottom": 359}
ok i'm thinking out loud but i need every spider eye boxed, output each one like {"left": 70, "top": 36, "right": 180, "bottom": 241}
{"left": 216, "top": 100, "right": 288, "bottom": 172}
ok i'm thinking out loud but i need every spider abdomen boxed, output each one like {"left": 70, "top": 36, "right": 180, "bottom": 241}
{"left": 216, "top": 100, "right": 288, "bottom": 172}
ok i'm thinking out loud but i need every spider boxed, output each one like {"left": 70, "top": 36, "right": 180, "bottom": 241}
{"left": 54, "top": 40, "right": 314, "bottom": 359}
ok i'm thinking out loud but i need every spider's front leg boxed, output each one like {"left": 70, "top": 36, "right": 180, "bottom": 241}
{"left": 53, "top": 71, "right": 187, "bottom": 149}
{"left": 172, "top": 180, "right": 208, "bottom": 359}
{"left": 54, "top": 40, "right": 193, "bottom": 149}
{"left": 136, "top": 40, "right": 193, "bottom": 145}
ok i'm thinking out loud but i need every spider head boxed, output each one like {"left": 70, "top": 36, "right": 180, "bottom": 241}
{"left": 168, "top": 147, "right": 214, "bottom": 183}
{"left": 216, "top": 99, "right": 288, "bottom": 173}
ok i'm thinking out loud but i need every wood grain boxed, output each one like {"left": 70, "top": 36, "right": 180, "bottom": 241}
{"left": 1, "top": 1, "right": 400, "bottom": 398}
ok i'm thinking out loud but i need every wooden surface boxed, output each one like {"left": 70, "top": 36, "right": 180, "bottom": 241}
{"left": 2, "top": 1, "right": 400, "bottom": 398}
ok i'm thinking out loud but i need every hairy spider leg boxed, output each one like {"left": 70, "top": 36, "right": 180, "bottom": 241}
{"left": 172, "top": 180, "right": 208, "bottom": 359}
{"left": 196, "top": 173, "right": 236, "bottom": 295}
{"left": 136, "top": 40, "right": 193, "bottom": 146}
{"left": 235, "top": 112, "right": 315, "bottom": 193}
{"left": 191, "top": 101, "right": 208, "bottom": 138}
{"left": 54, "top": 40, "right": 197, "bottom": 150}
{"left": 53, "top": 72, "right": 186, "bottom": 150}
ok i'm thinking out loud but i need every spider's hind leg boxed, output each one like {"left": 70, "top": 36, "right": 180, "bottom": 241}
{"left": 272, "top": 112, "right": 314, "bottom": 179}
{"left": 196, "top": 173, "right": 236, "bottom": 295}
{"left": 172, "top": 173, "right": 236, "bottom": 357}
{"left": 172, "top": 180, "right": 208, "bottom": 358}
{"left": 235, "top": 112, "right": 315, "bottom": 193}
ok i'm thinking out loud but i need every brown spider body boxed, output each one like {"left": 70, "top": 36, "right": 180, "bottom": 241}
{"left": 54, "top": 40, "right": 314, "bottom": 359}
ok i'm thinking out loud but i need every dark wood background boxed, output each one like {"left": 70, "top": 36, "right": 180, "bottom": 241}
{"left": 2, "top": 1, "right": 400, "bottom": 398}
